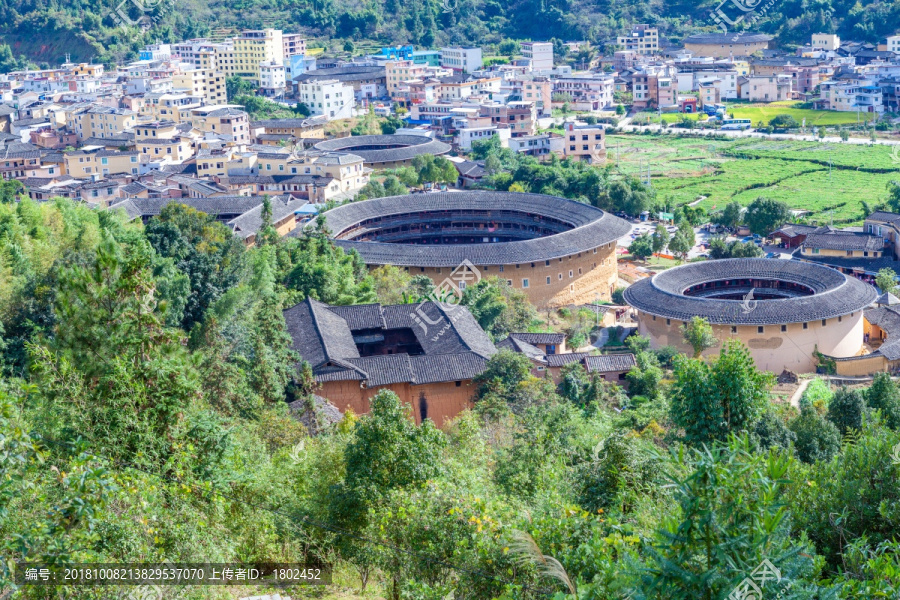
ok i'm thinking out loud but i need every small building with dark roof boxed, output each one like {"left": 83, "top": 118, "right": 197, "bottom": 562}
{"left": 624, "top": 258, "right": 877, "bottom": 373}
{"left": 284, "top": 298, "right": 497, "bottom": 426}
{"left": 770, "top": 223, "right": 818, "bottom": 248}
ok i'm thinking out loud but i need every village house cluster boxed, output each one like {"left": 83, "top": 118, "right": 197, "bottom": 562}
{"left": 0, "top": 26, "right": 898, "bottom": 246}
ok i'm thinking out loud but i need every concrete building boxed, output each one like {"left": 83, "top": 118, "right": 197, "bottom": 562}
{"left": 562, "top": 121, "right": 605, "bottom": 164}
{"left": 625, "top": 259, "right": 877, "bottom": 373}
{"left": 259, "top": 61, "right": 286, "bottom": 96}
{"left": 617, "top": 25, "right": 659, "bottom": 55}
{"left": 440, "top": 47, "right": 483, "bottom": 73}
{"left": 229, "top": 29, "right": 285, "bottom": 81}
{"left": 738, "top": 74, "right": 793, "bottom": 102}
{"left": 282, "top": 33, "right": 306, "bottom": 58}
{"left": 521, "top": 42, "right": 554, "bottom": 71}
{"left": 298, "top": 79, "right": 354, "bottom": 120}
{"left": 812, "top": 34, "right": 841, "bottom": 51}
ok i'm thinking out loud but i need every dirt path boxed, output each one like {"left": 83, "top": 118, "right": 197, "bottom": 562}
{"left": 788, "top": 378, "right": 811, "bottom": 408}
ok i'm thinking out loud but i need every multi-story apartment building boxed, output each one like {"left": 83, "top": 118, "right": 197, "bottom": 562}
{"left": 385, "top": 60, "right": 429, "bottom": 94}
{"left": 64, "top": 148, "right": 141, "bottom": 178}
{"left": 737, "top": 74, "right": 793, "bottom": 102}
{"left": 617, "top": 25, "right": 659, "bottom": 55}
{"left": 508, "top": 76, "right": 553, "bottom": 116}
{"left": 67, "top": 106, "right": 136, "bottom": 141}
{"left": 521, "top": 42, "right": 554, "bottom": 71}
{"left": 298, "top": 80, "right": 354, "bottom": 120}
{"left": 440, "top": 47, "right": 483, "bottom": 73}
{"left": 259, "top": 61, "right": 286, "bottom": 96}
{"left": 477, "top": 102, "right": 537, "bottom": 137}
{"left": 141, "top": 92, "right": 204, "bottom": 122}
{"left": 228, "top": 29, "right": 285, "bottom": 81}
{"left": 554, "top": 74, "right": 615, "bottom": 110}
{"left": 438, "top": 75, "right": 502, "bottom": 101}
{"left": 562, "top": 122, "right": 605, "bottom": 164}
{"left": 613, "top": 50, "right": 638, "bottom": 72}
{"left": 190, "top": 106, "right": 250, "bottom": 143}
{"left": 632, "top": 72, "right": 675, "bottom": 109}
{"left": 282, "top": 34, "right": 306, "bottom": 59}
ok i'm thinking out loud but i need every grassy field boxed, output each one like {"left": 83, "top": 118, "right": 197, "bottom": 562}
{"left": 607, "top": 133, "right": 900, "bottom": 225}
{"left": 727, "top": 101, "right": 876, "bottom": 126}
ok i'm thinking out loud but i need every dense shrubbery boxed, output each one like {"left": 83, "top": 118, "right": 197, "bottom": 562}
{"left": 3, "top": 199, "right": 900, "bottom": 598}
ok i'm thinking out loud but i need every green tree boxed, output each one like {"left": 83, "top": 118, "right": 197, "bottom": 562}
{"left": 628, "top": 234, "right": 654, "bottom": 260}
{"left": 411, "top": 154, "right": 458, "bottom": 186}
{"left": 667, "top": 231, "right": 691, "bottom": 260}
{"left": 744, "top": 197, "right": 791, "bottom": 236}
{"left": 498, "top": 39, "right": 521, "bottom": 56}
{"left": 721, "top": 201, "right": 743, "bottom": 229}
{"left": 639, "top": 436, "right": 817, "bottom": 600}
{"left": 473, "top": 349, "right": 535, "bottom": 401}
{"left": 875, "top": 267, "right": 897, "bottom": 296}
{"left": 670, "top": 340, "right": 773, "bottom": 445}
{"left": 789, "top": 405, "right": 841, "bottom": 463}
{"left": 625, "top": 351, "right": 663, "bottom": 399}
{"left": 769, "top": 114, "right": 800, "bottom": 129}
{"left": 651, "top": 224, "right": 669, "bottom": 254}
{"left": 680, "top": 316, "right": 718, "bottom": 358}
{"left": 866, "top": 371, "right": 900, "bottom": 429}
{"left": 0, "top": 179, "right": 24, "bottom": 203}
{"left": 226, "top": 75, "right": 255, "bottom": 100}
{"left": 826, "top": 386, "right": 866, "bottom": 435}
{"left": 145, "top": 203, "right": 247, "bottom": 330}
{"left": 461, "top": 277, "right": 537, "bottom": 340}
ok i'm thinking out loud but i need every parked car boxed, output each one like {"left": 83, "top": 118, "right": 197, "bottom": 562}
{"left": 766, "top": 252, "right": 779, "bottom": 259}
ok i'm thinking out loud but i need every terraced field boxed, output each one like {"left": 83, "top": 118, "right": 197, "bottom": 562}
{"left": 608, "top": 134, "right": 900, "bottom": 224}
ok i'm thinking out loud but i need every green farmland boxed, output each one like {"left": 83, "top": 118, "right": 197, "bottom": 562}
{"left": 607, "top": 134, "right": 900, "bottom": 224}
{"left": 727, "top": 101, "right": 876, "bottom": 126}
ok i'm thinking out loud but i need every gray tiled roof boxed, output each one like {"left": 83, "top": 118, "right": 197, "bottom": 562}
{"left": 802, "top": 232, "right": 882, "bottom": 252}
{"left": 546, "top": 352, "right": 595, "bottom": 368}
{"left": 108, "top": 196, "right": 267, "bottom": 220}
{"left": 313, "top": 134, "right": 450, "bottom": 165}
{"left": 227, "top": 195, "right": 308, "bottom": 240}
{"left": 509, "top": 332, "right": 565, "bottom": 345}
{"left": 623, "top": 258, "right": 877, "bottom": 325}
{"left": 683, "top": 32, "right": 773, "bottom": 44}
{"left": 324, "top": 192, "right": 631, "bottom": 267}
{"left": 584, "top": 353, "right": 636, "bottom": 373}
{"left": 283, "top": 298, "right": 361, "bottom": 369}
{"left": 793, "top": 251, "right": 900, "bottom": 275}
{"left": 497, "top": 336, "right": 547, "bottom": 362}
{"left": 283, "top": 298, "right": 496, "bottom": 386}
{"left": 293, "top": 66, "right": 385, "bottom": 83}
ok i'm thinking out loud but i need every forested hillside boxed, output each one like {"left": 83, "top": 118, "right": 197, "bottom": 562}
{"left": 4, "top": 195, "right": 900, "bottom": 598}
{"left": 1, "top": 0, "right": 899, "bottom": 69}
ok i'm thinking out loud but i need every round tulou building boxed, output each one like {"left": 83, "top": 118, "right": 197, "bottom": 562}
{"left": 313, "top": 134, "right": 451, "bottom": 168}
{"left": 322, "top": 191, "right": 632, "bottom": 308}
{"left": 624, "top": 258, "right": 878, "bottom": 373}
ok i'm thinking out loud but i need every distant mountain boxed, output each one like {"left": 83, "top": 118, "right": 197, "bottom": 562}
{"left": 1, "top": 0, "right": 898, "bottom": 69}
